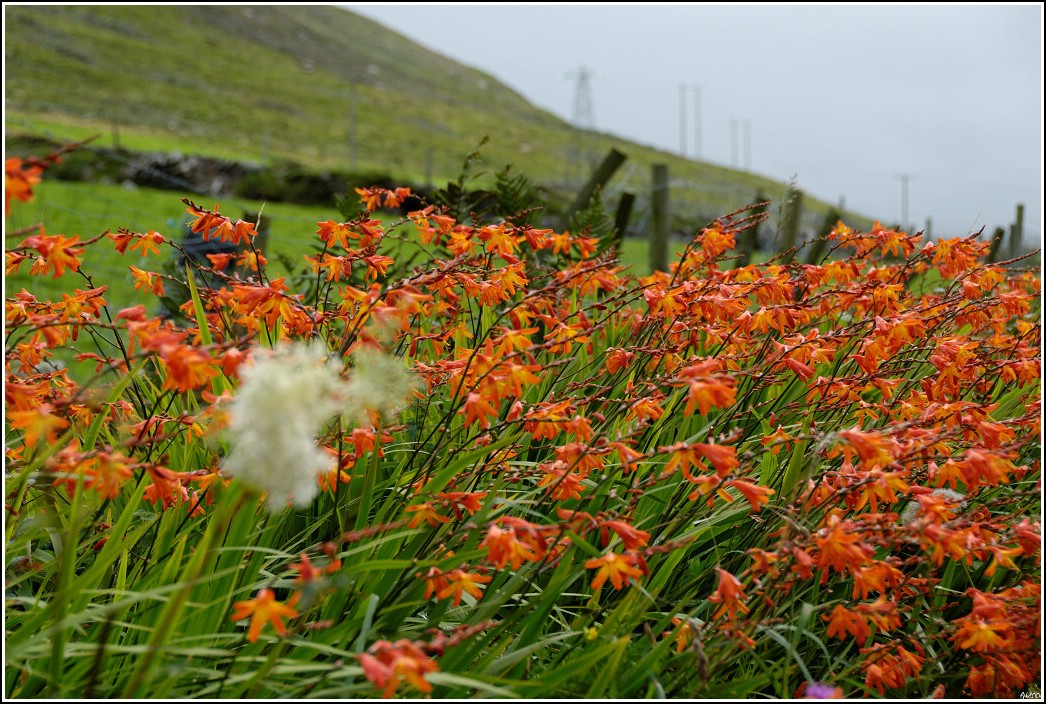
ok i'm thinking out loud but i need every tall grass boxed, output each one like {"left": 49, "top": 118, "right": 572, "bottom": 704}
{"left": 4, "top": 157, "right": 1041, "bottom": 698}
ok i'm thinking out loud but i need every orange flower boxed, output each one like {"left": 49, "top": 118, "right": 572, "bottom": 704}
{"left": 850, "top": 561, "right": 904, "bottom": 600}
{"left": 129, "top": 266, "right": 165, "bottom": 297}
{"left": 383, "top": 187, "right": 412, "bottom": 208}
{"left": 81, "top": 451, "right": 134, "bottom": 500}
{"left": 358, "top": 639, "right": 438, "bottom": 698}
{"left": 19, "top": 228, "right": 83, "bottom": 278}
{"left": 497, "top": 363, "right": 542, "bottom": 399}
{"left": 5, "top": 157, "right": 44, "bottom": 215}
{"left": 823, "top": 604, "right": 870, "bottom": 642}
{"left": 661, "top": 442, "right": 705, "bottom": 479}
{"left": 682, "top": 378, "right": 736, "bottom": 417}
{"left": 435, "top": 568, "right": 492, "bottom": 606}
{"left": 814, "top": 514, "right": 872, "bottom": 575}
{"left": 524, "top": 400, "right": 574, "bottom": 440}
{"left": 230, "top": 588, "right": 299, "bottom": 642}
{"left": 599, "top": 520, "right": 651, "bottom": 551}
{"left": 106, "top": 230, "right": 134, "bottom": 254}
{"left": 354, "top": 187, "right": 384, "bottom": 212}
{"left": 707, "top": 567, "right": 749, "bottom": 621}
{"left": 855, "top": 596, "right": 901, "bottom": 634}
{"left": 7, "top": 404, "right": 69, "bottom": 448}
{"left": 405, "top": 502, "right": 451, "bottom": 529}
{"left": 478, "top": 223, "right": 518, "bottom": 257}
{"left": 860, "top": 644, "right": 924, "bottom": 696}
{"left": 290, "top": 553, "right": 320, "bottom": 585}
{"left": 670, "top": 616, "right": 698, "bottom": 653}
{"left": 143, "top": 464, "right": 189, "bottom": 509}
{"left": 746, "top": 548, "right": 780, "bottom": 579}
{"left": 724, "top": 479, "right": 774, "bottom": 512}
{"left": 185, "top": 201, "right": 227, "bottom": 241}
{"left": 694, "top": 442, "right": 739, "bottom": 477}
{"left": 460, "top": 392, "right": 499, "bottom": 429}
{"left": 609, "top": 441, "right": 645, "bottom": 473}
{"left": 481, "top": 525, "right": 539, "bottom": 570}
{"left": 585, "top": 551, "right": 645, "bottom": 591}
{"left": 128, "top": 230, "right": 167, "bottom": 257}
{"left": 439, "top": 491, "right": 487, "bottom": 519}
{"left": 157, "top": 344, "right": 220, "bottom": 393}
{"left": 954, "top": 619, "right": 1011, "bottom": 653}
{"left": 851, "top": 469, "right": 909, "bottom": 513}
{"left": 698, "top": 225, "right": 735, "bottom": 258}
{"left": 761, "top": 425, "right": 795, "bottom": 456}
{"left": 364, "top": 254, "right": 395, "bottom": 280}
{"left": 537, "top": 464, "right": 585, "bottom": 501}
{"left": 316, "top": 220, "right": 354, "bottom": 250}
{"left": 629, "top": 396, "right": 664, "bottom": 423}
{"left": 837, "top": 428, "right": 894, "bottom": 468}
{"left": 605, "top": 348, "right": 635, "bottom": 374}
{"left": 306, "top": 253, "right": 352, "bottom": 282}
{"left": 983, "top": 544, "right": 1023, "bottom": 577}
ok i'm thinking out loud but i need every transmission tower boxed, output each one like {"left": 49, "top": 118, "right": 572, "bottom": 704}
{"left": 565, "top": 65, "right": 596, "bottom": 184}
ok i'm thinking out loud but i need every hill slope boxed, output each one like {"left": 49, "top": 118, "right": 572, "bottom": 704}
{"left": 4, "top": 4, "right": 865, "bottom": 233}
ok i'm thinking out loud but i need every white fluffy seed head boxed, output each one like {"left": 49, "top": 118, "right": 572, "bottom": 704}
{"left": 342, "top": 345, "right": 419, "bottom": 425}
{"left": 222, "top": 342, "right": 342, "bottom": 510}
{"left": 222, "top": 341, "right": 416, "bottom": 512}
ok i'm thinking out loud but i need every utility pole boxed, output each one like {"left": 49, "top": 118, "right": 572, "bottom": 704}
{"left": 693, "top": 85, "right": 702, "bottom": 161}
{"left": 730, "top": 118, "right": 738, "bottom": 168}
{"left": 678, "top": 83, "right": 687, "bottom": 157}
{"left": 743, "top": 119, "right": 751, "bottom": 171}
{"left": 894, "top": 173, "right": 917, "bottom": 231}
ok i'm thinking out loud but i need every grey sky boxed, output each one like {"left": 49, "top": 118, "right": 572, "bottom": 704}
{"left": 347, "top": 3, "right": 1042, "bottom": 245}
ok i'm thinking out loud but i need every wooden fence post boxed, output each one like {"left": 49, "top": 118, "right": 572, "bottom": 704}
{"left": 563, "top": 148, "right": 627, "bottom": 228}
{"left": 610, "top": 192, "right": 636, "bottom": 252}
{"left": 650, "top": 164, "right": 669, "bottom": 272}
{"left": 736, "top": 193, "right": 768, "bottom": 267}
{"left": 1008, "top": 203, "right": 1025, "bottom": 260}
{"left": 805, "top": 207, "right": 841, "bottom": 265}
{"left": 779, "top": 186, "right": 804, "bottom": 260}
{"left": 987, "top": 226, "right": 1006, "bottom": 264}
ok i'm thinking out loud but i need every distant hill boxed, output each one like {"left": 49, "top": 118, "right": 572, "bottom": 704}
{"left": 4, "top": 4, "right": 868, "bottom": 235}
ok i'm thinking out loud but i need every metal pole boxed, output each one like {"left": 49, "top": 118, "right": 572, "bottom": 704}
{"left": 693, "top": 85, "right": 702, "bottom": 161}
{"left": 730, "top": 119, "right": 738, "bottom": 168}
{"left": 743, "top": 120, "right": 751, "bottom": 171}
{"left": 900, "top": 175, "right": 908, "bottom": 231}
{"left": 894, "top": 173, "right": 916, "bottom": 231}
{"left": 679, "top": 84, "right": 687, "bottom": 157}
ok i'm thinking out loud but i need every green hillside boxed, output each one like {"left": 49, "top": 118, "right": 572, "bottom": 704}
{"left": 4, "top": 4, "right": 866, "bottom": 234}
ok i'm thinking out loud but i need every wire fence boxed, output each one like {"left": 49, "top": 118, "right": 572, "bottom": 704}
{"left": 8, "top": 117, "right": 1038, "bottom": 292}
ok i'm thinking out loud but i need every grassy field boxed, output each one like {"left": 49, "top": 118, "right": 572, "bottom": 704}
{"left": 5, "top": 180, "right": 654, "bottom": 307}
{"left": 4, "top": 178, "right": 655, "bottom": 382}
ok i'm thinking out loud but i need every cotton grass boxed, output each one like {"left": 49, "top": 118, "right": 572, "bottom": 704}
{"left": 222, "top": 341, "right": 415, "bottom": 510}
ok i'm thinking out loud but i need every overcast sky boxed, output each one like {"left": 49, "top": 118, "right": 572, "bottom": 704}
{"left": 347, "top": 3, "right": 1042, "bottom": 245}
